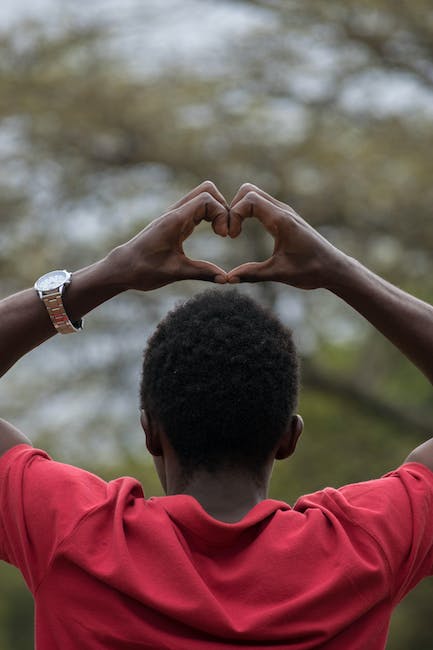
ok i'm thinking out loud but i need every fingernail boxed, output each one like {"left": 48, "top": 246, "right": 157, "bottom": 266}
{"left": 215, "top": 275, "right": 227, "bottom": 284}
{"left": 228, "top": 276, "right": 240, "bottom": 284}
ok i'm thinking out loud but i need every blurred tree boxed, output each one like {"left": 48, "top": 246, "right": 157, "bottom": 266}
{"left": 0, "top": 1, "right": 432, "bottom": 646}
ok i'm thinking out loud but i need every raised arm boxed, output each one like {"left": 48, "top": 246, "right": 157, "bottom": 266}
{"left": 227, "top": 183, "right": 433, "bottom": 468}
{"left": 0, "top": 182, "right": 228, "bottom": 455}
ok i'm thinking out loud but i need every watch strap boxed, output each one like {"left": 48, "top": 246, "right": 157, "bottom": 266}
{"left": 40, "top": 290, "right": 82, "bottom": 334}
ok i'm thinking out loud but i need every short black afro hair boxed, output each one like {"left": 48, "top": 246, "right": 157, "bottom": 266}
{"left": 140, "top": 290, "right": 299, "bottom": 478}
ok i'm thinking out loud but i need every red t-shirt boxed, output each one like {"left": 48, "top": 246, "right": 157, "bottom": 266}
{"left": 1, "top": 445, "right": 433, "bottom": 649}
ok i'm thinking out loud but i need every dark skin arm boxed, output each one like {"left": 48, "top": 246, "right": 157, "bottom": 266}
{"left": 0, "top": 181, "right": 229, "bottom": 456}
{"left": 3, "top": 179, "right": 432, "bottom": 469}
{"left": 227, "top": 183, "right": 433, "bottom": 470}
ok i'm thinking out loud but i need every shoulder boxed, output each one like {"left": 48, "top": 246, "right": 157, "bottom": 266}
{"left": 0, "top": 443, "right": 48, "bottom": 480}
{"left": 0, "top": 443, "right": 144, "bottom": 507}
{"left": 294, "top": 463, "right": 433, "bottom": 522}
{"left": 0, "top": 444, "right": 145, "bottom": 588}
{"left": 294, "top": 463, "right": 433, "bottom": 596}
{"left": 0, "top": 443, "right": 143, "bottom": 534}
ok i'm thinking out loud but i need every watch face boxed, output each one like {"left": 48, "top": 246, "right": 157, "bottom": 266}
{"left": 36, "top": 270, "right": 70, "bottom": 292}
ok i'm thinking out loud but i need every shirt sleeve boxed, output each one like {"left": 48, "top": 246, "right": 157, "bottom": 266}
{"left": 0, "top": 444, "right": 109, "bottom": 593}
{"left": 295, "top": 462, "right": 433, "bottom": 605}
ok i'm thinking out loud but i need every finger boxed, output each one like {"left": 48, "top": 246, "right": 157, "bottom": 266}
{"left": 228, "top": 191, "right": 283, "bottom": 238}
{"left": 179, "top": 257, "right": 227, "bottom": 284}
{"left": 227, "top": 259, "right": 275, "bottom": 284}
{"left": 230, "top": 183, "right": 288, "bottom": 211}
{"left": 212, "top": 212, "right": 229, "bottom": 237}
{"left": 169, "top": 180, "right": 229, "bottom": 211}
{"left": 173, "top": 191, "right": 229, "bottom": 240}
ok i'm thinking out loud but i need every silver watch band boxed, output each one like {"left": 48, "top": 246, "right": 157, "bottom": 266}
{"left": 35, "top": 270, "right": 83, "bottom": 335}
{"left": 40, "top": 290, "right": 81, "bottom": 334}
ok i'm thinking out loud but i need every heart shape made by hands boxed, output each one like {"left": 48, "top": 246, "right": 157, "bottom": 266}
{"left": 174, "top": 180, "right": 335, "bottom": 290}
{"left": 183, "top": 209, "right": 274, "bottom": 272}
{"left": 126, "top": 180, "right": 334, "bottom": 292}
{"left": 170, "top": 181, "right": 279, "bottom": 286}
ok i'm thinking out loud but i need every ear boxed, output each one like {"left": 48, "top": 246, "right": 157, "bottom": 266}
{"left": 140, "top": 410, "right": 163, "bottom": 457}
{"left": 275, "top": 414, "right": 304, "bottom": 460}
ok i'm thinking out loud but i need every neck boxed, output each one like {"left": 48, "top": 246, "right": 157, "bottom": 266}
{"left": 167, "top": 468, "right": 271, "bottom": 523}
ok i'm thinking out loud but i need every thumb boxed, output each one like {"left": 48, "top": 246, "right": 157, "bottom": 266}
{"left": 180, "top": 256, "right": 227, "bottom": 284}
{"left": 227, "top": 259, "right": 274, "bottom": 284}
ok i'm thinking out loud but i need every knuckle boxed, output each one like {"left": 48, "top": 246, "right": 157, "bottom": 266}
{"left": 240, "top": 182, "right": 257, "bottom": 194}
{"left": 200, "top": 180, "right": 217, "bottom": 193}
{"left": 245, "top": 190, "right": 259, "bottom": 203}
{"left": 199, "top": 191, "right": 214, "bottom": 204}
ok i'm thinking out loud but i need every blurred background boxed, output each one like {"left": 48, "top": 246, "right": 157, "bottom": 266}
{"left": 0, "top": 0, "right": 432, "bottom": 647}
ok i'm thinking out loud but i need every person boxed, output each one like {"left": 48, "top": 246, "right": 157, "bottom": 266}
{"left": 0, "top": 180, "right": 432, "bottom": 650}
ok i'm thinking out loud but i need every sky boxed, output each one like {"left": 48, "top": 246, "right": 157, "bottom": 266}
{"left": 0, "top": 0, "right": 50, "bottom": 23}
{"left": 0, "top": 0, "right": 266, "bottom": 53}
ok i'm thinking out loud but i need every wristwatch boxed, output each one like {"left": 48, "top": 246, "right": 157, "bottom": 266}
{"left": 34, "top": 270, "right": 83, "bottom": 334}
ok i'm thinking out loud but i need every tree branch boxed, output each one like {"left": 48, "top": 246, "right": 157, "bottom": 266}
{"left": 302, "top": 360, "right": 432, "bottom": 436}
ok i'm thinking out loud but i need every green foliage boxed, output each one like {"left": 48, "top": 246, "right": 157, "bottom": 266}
{"left": 0, "top": 564, "right": 33, "bottom": 650}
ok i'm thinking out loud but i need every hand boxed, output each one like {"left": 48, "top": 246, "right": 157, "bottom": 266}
{"left": 227, "top": 184, "right": 345, "bottom": 289}
{"left": 111, "top": 181, "right": 229, "bottom": 291}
